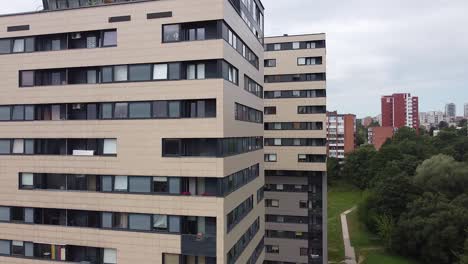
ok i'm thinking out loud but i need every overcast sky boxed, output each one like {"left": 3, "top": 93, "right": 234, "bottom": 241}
{"left": 2, "top": 0, "right": 467, "bottom": 117}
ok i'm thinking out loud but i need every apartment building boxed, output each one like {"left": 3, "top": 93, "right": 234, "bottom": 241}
{"left": 368, "top": 126, "right": 394, "bottom": 150}
{"left": 381, "top": 93, "right": 419, "bottom": 131}
{"left": 326, "top": 111, "right": 356, "bottom": 160}
{"left": 263, "top": 34, "right": 327, "bottom": 264}
{"left": 0, "top": 0, "right": 265, "bottom": 263}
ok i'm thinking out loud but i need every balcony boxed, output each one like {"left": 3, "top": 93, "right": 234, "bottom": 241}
{"left": 181, "top": 234, "right": 216, "bottom": 257}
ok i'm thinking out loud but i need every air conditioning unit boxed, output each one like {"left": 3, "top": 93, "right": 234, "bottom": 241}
{"left": 71, "top": 33, "right": 82, "bottom": 39}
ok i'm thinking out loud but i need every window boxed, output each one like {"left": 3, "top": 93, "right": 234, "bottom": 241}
{"left": 21, "top": 173, "right": 34, "bottom": 189}
{"left": 0, "top": 39, "right": 11, "bottom": 54}
{"left": 0, "top": 207, "right": 10, "bottom": 221}
{"left": 129, "top": 102, "right": 151, "bottom": 118}
{"left": 264, "top": 107, "right": 276, "bottom": 115}
{"left": 20, "top": 71, "right": 35, "bottom": 86}
{"left": 273, "top": 44, "right": 281, "bottom": 50}
{"left": 273, "top": 139, "right": 281, "bottom": 146}
{"left": 114, "top": 176, "right": 128, "bottom": 192}
{"left": 12, "top": 139, "right": 24, "bottom": 154}
{"left": 129, "top": 177, "right": 151, "bottom": 193}
{"left": 264, "top": 59, "right": 276, "bottom": 67}
{"left": 101, "top": 103, "right": 113, "bottom": 119}
{"left": 129, "top": 214, "right": 151, "bottom": 231}
{"left": 0, "top": 240, "right": 10, "bottom": 255}
{"left": 102, "top": 30, "right": 117, "bottom": 47}
{"left": 299, "top": 201, "right": 308, "bottom": 208}
{"left": 153, "top": 64, "right": 168, "bottom": 80}
{"left": 266, "top": 199, "right": 279, "bottom": 207}
{"left": 298, "top": 57, "right": 320, "bottom": 65}
{"left": 103, "top": 139, "right": 117, "bottom": 155}
{"left": 163, "top": 25, "right": 181, "bottom": 42}
{"left": 169, "top": 178, "right": 181, "bottom": 194}
{"left": 114, "top": 103, "right": 128, "bottom": 119}
{"left": 0, "top": 140, "right": 10, "bottom": 154}
{"left": 13, "top": 39, "right": 25, "bottom": 53}
{"left": 187, "top": 64, "right": 205, "bottom": 80}
{"left": 168, "top": 101, "right": 180, "bottom": 118}
{"left": 300, "top": 248, "right": 308, "bottom": 256}
{"left": 11, "top": 207, "right": 24, "bottom": 221}
{"left": 153, "top": 214, "right": 168, "bottom": 231}
{"left": 103, "top": 248, "right": 117, "bottom": 264}
{"left": 129, "top": 64, "right": 151, "bottom": 81}
{"left": 12, "top": 241, "right": 24, "bottom": 256}
{"left": 25, "top": 105, "right": 34, "bottom": 120}
{"left": 101, "top": 176, "right": 113, "bottom": 192}
{"left": 168, "top": 216, "right": 181, "bottom": 233}
{"left": 153, "top": 177, "right": 168, "bottom": 192}
{"left": 266, "top": 245, "right": 279, "bottom": 254}
{"left": 102, "top": 212, "right": 112, "bottom": 228}
{"left": 264, "top": 154, "right": 277, "bottom": 162}
{"left": 164, "top": 254, "right": 180, "bottom": 264}
{"left": 293, "top": 42, "right": 300, "bottom": 49}
{"left": 114, "top": 65, "right": 128, "bottom": 81}
{"left": 101, "top": 67, "right": 113, "bottom": 83}
{"left": 168, "top": 63, "right": 181, "bottom": 80}
{"left": 0, "top": 106, "right": 10, "bottom": 121}
{"left": 163, "top": 139, "right": 180, "bottom": 156}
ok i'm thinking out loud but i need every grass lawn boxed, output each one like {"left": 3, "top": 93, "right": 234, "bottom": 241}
{"left": 347, "top": 209, "right": 419, "bottom": 264}
{"left": 327, "top": 182, "right": 363, "bottom": 262}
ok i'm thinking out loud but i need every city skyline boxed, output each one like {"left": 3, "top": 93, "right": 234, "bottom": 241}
{"left": 2, "top": 0, "right": 468, "bottom": 117}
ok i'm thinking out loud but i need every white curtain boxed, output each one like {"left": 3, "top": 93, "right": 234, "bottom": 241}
{"left": 104, "top": 248, "right": 117, "bottom": 264}
{"left": 153, "top": 64, "right": 168, "bottom": 80}
{"left": 13, "top": 139, "right": 24, "bottom": 154}
{"left": 114, "top": 65, "right": 128, "bottom": 81}
{"left": 114, "top": 176, "right": 128, "bottom": 191}
{"left": 187, "top": 64, "right": 196, "bottom": 80}
{"left": 22, "top": 173, "right": 34, "bottom": 186}
{"left": 153, "top": 214, "right": 167, "bottom": 229}
{"left": 13, "top": 39, "right": 25, "bottom": 53}
{"left": 197, "top": 64, "right": 205, "bottom": 79}
{"left": 103, "top": 139, "right": 117, "bottom": 154}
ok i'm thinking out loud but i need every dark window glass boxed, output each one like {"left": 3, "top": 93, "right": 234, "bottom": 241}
{"left": 205, "top": 100, "right": 216, "bottom": 117}
{"left": 129, "top": 64, "right": 151, "bottom": 81}
{"left": 0, "top": 240, "right": 10, "bottom": 255}
{"left": 11, "top": 207, "right": 24, "bottom": 222}
{"left": 168, "top": 63, "right": 181, "bottom": 80}
{"left": 25, "top": 106, "right": 35, "bottom": 120}
{"left": 0, "top": 39, "right": 11, "bottom": 54}
{"left": 101, "top": 67, "right": 113, "bottom": 83}
{"left": 129, "top": 177, "right": 151, "bottom": 193}
{"left": 163, "top": 25, "right": 181, "bottom": 42}
{"left": 25, "top": 37, "right": 35, "bottom": 52}
{"left": 102, "top": 212, "right": 112, "bottom": 228}
{"left": 101, "top": 103, "right": 113, "bottom": 119}
{"left": 24, "top": 140, "right": 34, "bottom": 154}
{"left": 168, "top": 216, "right": 180, "bottom": 233}
{"left": 0, "top": 207, "right": 10, "bottom": 221}
{"left": 0, "top": 140, "right": 11, "bottom": 154}
{"left": 153, "top": 177, "right": 168, "bottom": 193}
{"left": 168, "top": 101, "right": 180, "bottom": 118}
{"left": 129, "top": 102, "right": 151, "bottom": 118}
{"left": 0, "top": 106, "right": 11, "bottom": 121}
{"left": 153, "top": 101, "right": 168, "bottom": 118}
{"left": 129, "top": 214, "right": 151, "bottom": 231}
{"left": 20, "top": 71, "right": 35, "bottom": 86}
{"left": 87, "top": 104, "right": 98, "bottom": 120}
{"left": 163, "top": 139, "right": 180, "bottom": 156}
{"left": 101, "top": 176, "right": 113, "bottom": 192}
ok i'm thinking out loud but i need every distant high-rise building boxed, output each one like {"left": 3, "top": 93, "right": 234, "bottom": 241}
{"left": 420, "top": 111, "right": 445, "bottom": 128}
{"left": 445, "top": 103, "right": 456, "bottom": 120}
{"left": 327, "top": 111, "right": 356, "bottom": 160}
{"left": 368, "top": 127, "right": 394, "bottom": 150}
{"left": 381, "top": 93, "right": 419, "bottom": 131}
{"left": 361, "top": 116, "right": 374, "bottom": 127}
{"left": 464, "top": 103, "right": 468, "bottom": 118}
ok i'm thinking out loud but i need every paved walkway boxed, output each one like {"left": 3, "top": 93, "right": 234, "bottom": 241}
{"left": 341, "top": 206, "right": 357, "bottom": 264}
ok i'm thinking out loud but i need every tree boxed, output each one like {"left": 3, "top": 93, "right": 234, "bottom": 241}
{"left": 413, "top": 155, "right": 468, "bottom": 200}
{"left": 327, "top": 157, "right": 341, "bottom": 184}
{"left": 393, "top": 193, "right": 468, "bottom": 264}
{"left": 342, "top": 145, "right": 377, "bottom": 189}
{"left": 439, "top": 120, "right": 449, "bottom": 129}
